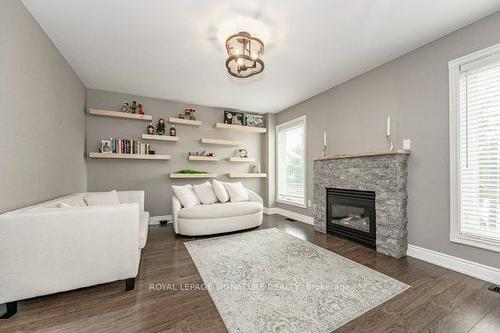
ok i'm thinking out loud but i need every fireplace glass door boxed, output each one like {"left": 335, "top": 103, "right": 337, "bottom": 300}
{"left": 326, "top": 188, "right": 376, "bottom": 249}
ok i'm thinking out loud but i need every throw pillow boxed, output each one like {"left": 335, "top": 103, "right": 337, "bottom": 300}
{"left": 193, "top": 182, "right": 218, "bottom": 205}
{"left": 212, "top": 179, "right": 229, "bottom": 203}
{"left": 172, "top": 184, "right": 201, "bottom": 208}
{"left": 84, "top": 190, "right": 121, "bottom": 206}
{"left": 224, "top": 182, "right": 249, "bottom": 202}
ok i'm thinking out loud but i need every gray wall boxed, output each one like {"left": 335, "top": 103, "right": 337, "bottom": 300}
{"left": 0, "top": 0, "right": 87, "bottom": 213}
{"left": 275, "top": 11, "right": 500, "bottom": 268}
{"left": 86, "top": 89, "right": 265, "bottom": 216}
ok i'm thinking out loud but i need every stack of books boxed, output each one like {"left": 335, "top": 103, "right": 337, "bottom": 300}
{"left": 101, "top": 138, "right": 151, "bottom": 155}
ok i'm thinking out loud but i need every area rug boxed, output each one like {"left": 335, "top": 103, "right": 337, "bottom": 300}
{"left": 185, "top": 228, "right": 409, "bottom": 333}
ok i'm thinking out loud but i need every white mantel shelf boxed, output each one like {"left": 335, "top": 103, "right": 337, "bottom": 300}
{"left": 313, "top": 149, "right": 411, "bottom": 161}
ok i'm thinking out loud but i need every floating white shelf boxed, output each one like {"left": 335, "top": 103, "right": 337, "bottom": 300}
{"left": 88, "top": 108, "right": 152, "bottom": 121}
{"left": 214, "top": 122, "right": 267, "bottom": 133}
{"left": 88, "top": 152, "right": 170, "bottom": 160}
{"left": 227, "top": 157, "right": 255, "bottom": 162}
{"left": 227, "top": 173, "right": 267, "bottom": 178}
{"left": 200, "top": 137, "right": 241, "bottom": 146}
{"left": 142, "top": 134, "right": 179, "bottom": 142}
{"left": 188, "top": 156, "right": 219, "bottom": 161}
{"left": 170, "top": 173, "right": 217, "bottom": 179}
{"left": 168, "top": 117, "right": 202, "bottom": 126}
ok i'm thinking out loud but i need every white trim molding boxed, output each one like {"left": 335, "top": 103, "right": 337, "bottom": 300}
{"left": 264, "top": 207, "right": 314, "bottom": 225}
{"left": 448, "top": 43, "right": 500, "bottom": 253}
{"left": 149, "top": 215, "right": 172, "bottom": 225}
{"left": 407, "top": 244, "right": 500, "bottom": 285}
{"left": 276, "top": 115, "right": 307, "bottom": 209}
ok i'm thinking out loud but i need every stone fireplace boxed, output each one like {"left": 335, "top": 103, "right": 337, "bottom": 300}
{"left": 313, "top": 150, "right": 410, "bottom": 258}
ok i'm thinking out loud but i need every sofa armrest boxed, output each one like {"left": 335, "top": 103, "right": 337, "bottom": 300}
{"left": 246, "top": 189, "right": 263, "bottom": 205}
{"left": 0, "top": 204, "right": 140, "bottom": 303}
{"left": 117, "top": 190, "right": 145, "bottom": 213}
{"left": 172, "top": 195, "right": 182, "bottom": 234}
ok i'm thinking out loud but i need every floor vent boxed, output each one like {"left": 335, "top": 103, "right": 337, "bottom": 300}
{"left": 285, "top": 218, "right": 297, "bottom": 222}
{"left": 488, "top": 285, "right": 500, "bottom": 294}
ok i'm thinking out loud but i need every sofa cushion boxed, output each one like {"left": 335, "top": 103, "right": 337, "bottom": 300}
{"left": 139, "top": 211, "right": 149, "bottom": 249}
{"left": 224, "top": 182, "right": 249, "bottom": 202}
{"left": 84, "top": 190, "right": 120, "bottom": 206}
{"left": 212, "top": 179, "right": 229, "bottom": 203}
{"left": 172, "top": 184, "right": 200, "bottom": 208}
{"left": 178, "top": 202, "right": 263, "bottom": 219}
{"left": 193, "top": 182, "right": 218, "bottom": 205}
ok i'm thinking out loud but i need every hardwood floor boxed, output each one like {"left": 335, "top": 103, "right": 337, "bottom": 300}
{"left": 1, "top": 214, "right": 499, "bottom": 333}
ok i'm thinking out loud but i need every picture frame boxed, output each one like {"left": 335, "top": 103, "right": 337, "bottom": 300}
{"left": 101, "top": 139, "right": 113, "bottom": 153}
{"left": 224, "top": 110, "right": 245, "bottom": 126}
{"left": 245, "top": 114, "right": 264, "bottom": 128}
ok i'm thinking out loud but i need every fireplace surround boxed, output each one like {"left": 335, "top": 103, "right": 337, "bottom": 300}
{"left": 313, "top": 150, "right": 410, "bottom": 258}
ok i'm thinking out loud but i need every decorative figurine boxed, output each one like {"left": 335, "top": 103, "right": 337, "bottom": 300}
{"left": 156, "top": 118, "right": 166, "bottom": 135}
{"left": 138, "top": 104, "right": 144, "bottom": 115}
{"left": 121, "top": 101, "right": 131, "bottom": 113}
{"left": 238, "top": 148, "right": 248, "bottom": 158}
{"left": 130, "top": 101, "right": 137, "bottom": 113}
{"left": 169, "top": 124, "right": 176, "bottom": 136}
{"left": 184, "top": 108, "right": 197, "bottom": 120}
{"left": 147, "top": 122, "right": 154, "bottom": 135}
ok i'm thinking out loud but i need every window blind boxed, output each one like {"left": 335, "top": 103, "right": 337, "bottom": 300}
{"left": 277, "top": 118, "right": 305, "bottom": 206}
{"left": 459, "top": 58, "right": 500, "bottom": 244}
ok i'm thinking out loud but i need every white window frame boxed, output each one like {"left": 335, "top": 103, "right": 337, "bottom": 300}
{"left": 276, "top": 115, "right": 307, "bottom": 208}
{"left": 449, "top": 43, "right": 500, "bottom": 253}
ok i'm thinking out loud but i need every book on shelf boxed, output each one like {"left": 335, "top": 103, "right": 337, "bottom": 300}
{"left": 102, "top": 138, "right": 151, "bottom": 155}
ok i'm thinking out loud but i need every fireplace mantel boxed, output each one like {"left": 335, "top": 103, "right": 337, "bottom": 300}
{"left": 313, "top": 151, "right": 409, "bottom": 258}
{"left": 313, "top": 149, "right": 410, "bottom": 161}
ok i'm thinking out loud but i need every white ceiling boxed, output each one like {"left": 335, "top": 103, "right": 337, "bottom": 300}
{"left": 23, "top": 0, "right": 500, "bottom": 113}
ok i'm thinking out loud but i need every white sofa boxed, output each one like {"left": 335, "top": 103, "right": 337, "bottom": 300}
{"left": 0, "top": 191, "right": 149, "bottom": 318}
{"left": 172, "top": 188, "right": 263, "bottom": 236}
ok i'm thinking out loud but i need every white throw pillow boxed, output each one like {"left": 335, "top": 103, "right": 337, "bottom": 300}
{"left": 84, "top": 190, "right": 121, "bottom": 206}
{"left": 224, "top": 182, "right": 249, "bottom": 202}
{"left": 193, "top": 182, "right": 218, "bottom": 205}
{"left": 172, "top": 184, "right": 201, "bottom": 208}
{"left": 212, "top": 179, "right": 229, "bottom": 203}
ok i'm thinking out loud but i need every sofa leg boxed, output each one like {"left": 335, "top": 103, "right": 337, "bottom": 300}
{"left": 125, "top": 278, "right": 136, "bottom": 291}
{"left": 1, "top": 301, "right": 17, "bottom": 319}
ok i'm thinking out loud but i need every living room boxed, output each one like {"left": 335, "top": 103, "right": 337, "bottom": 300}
{"left": 1, "top": 0, "right": 500, "bottom": 332}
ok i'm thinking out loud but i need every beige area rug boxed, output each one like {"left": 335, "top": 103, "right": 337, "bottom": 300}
{"left": 185, "top": 228, "right": 409, "bottom": 333}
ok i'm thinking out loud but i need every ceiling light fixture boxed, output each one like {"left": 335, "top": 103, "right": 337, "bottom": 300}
{"left": 225, "top": 31, "right": 264, "bottom": 78}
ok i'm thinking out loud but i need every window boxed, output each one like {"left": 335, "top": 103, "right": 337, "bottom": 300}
{"left": 449, "top": 44, "right": 500, "bottom": 252}
{"left": 276, "top": 116, "right": 306, "bottom": 207}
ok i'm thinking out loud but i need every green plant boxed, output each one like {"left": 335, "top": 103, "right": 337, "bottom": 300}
{"left": 175, "top": 169, "right": 209, "bottom": 174}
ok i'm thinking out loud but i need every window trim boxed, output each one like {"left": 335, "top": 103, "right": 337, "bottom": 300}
{"left": 449, "top": 43, "right": 500, "bottom": 253}
{"left": 276, "top": 115, "right": 307, "bottom": 208}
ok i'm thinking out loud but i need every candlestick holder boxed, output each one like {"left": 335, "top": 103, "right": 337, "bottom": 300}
{"left": 386, "top": 134, "right": 394, "bottom": 151}
{"left": 322, "top": 144, "right": 327, "bottom": 157}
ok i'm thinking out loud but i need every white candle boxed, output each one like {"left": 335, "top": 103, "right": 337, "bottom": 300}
{"left": 386, "top": 117, "right": 391, "bottom": 136}
{"left": 323, "top": 132, "right": 327, "bottom": 146}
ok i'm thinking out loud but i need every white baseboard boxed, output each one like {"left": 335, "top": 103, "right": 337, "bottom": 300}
{"left": 149, "top": 215, "right": 172, "bottom": 225}
{"left": 264, "top": 207, "right": 314, "bottom": 225}
{"left": 407, "top": 244, "right": 500, "bottom": 285}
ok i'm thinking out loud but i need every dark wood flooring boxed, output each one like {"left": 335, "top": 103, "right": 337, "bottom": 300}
{"left": 1, "top": 214, "right": 499, "bottom": 333}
